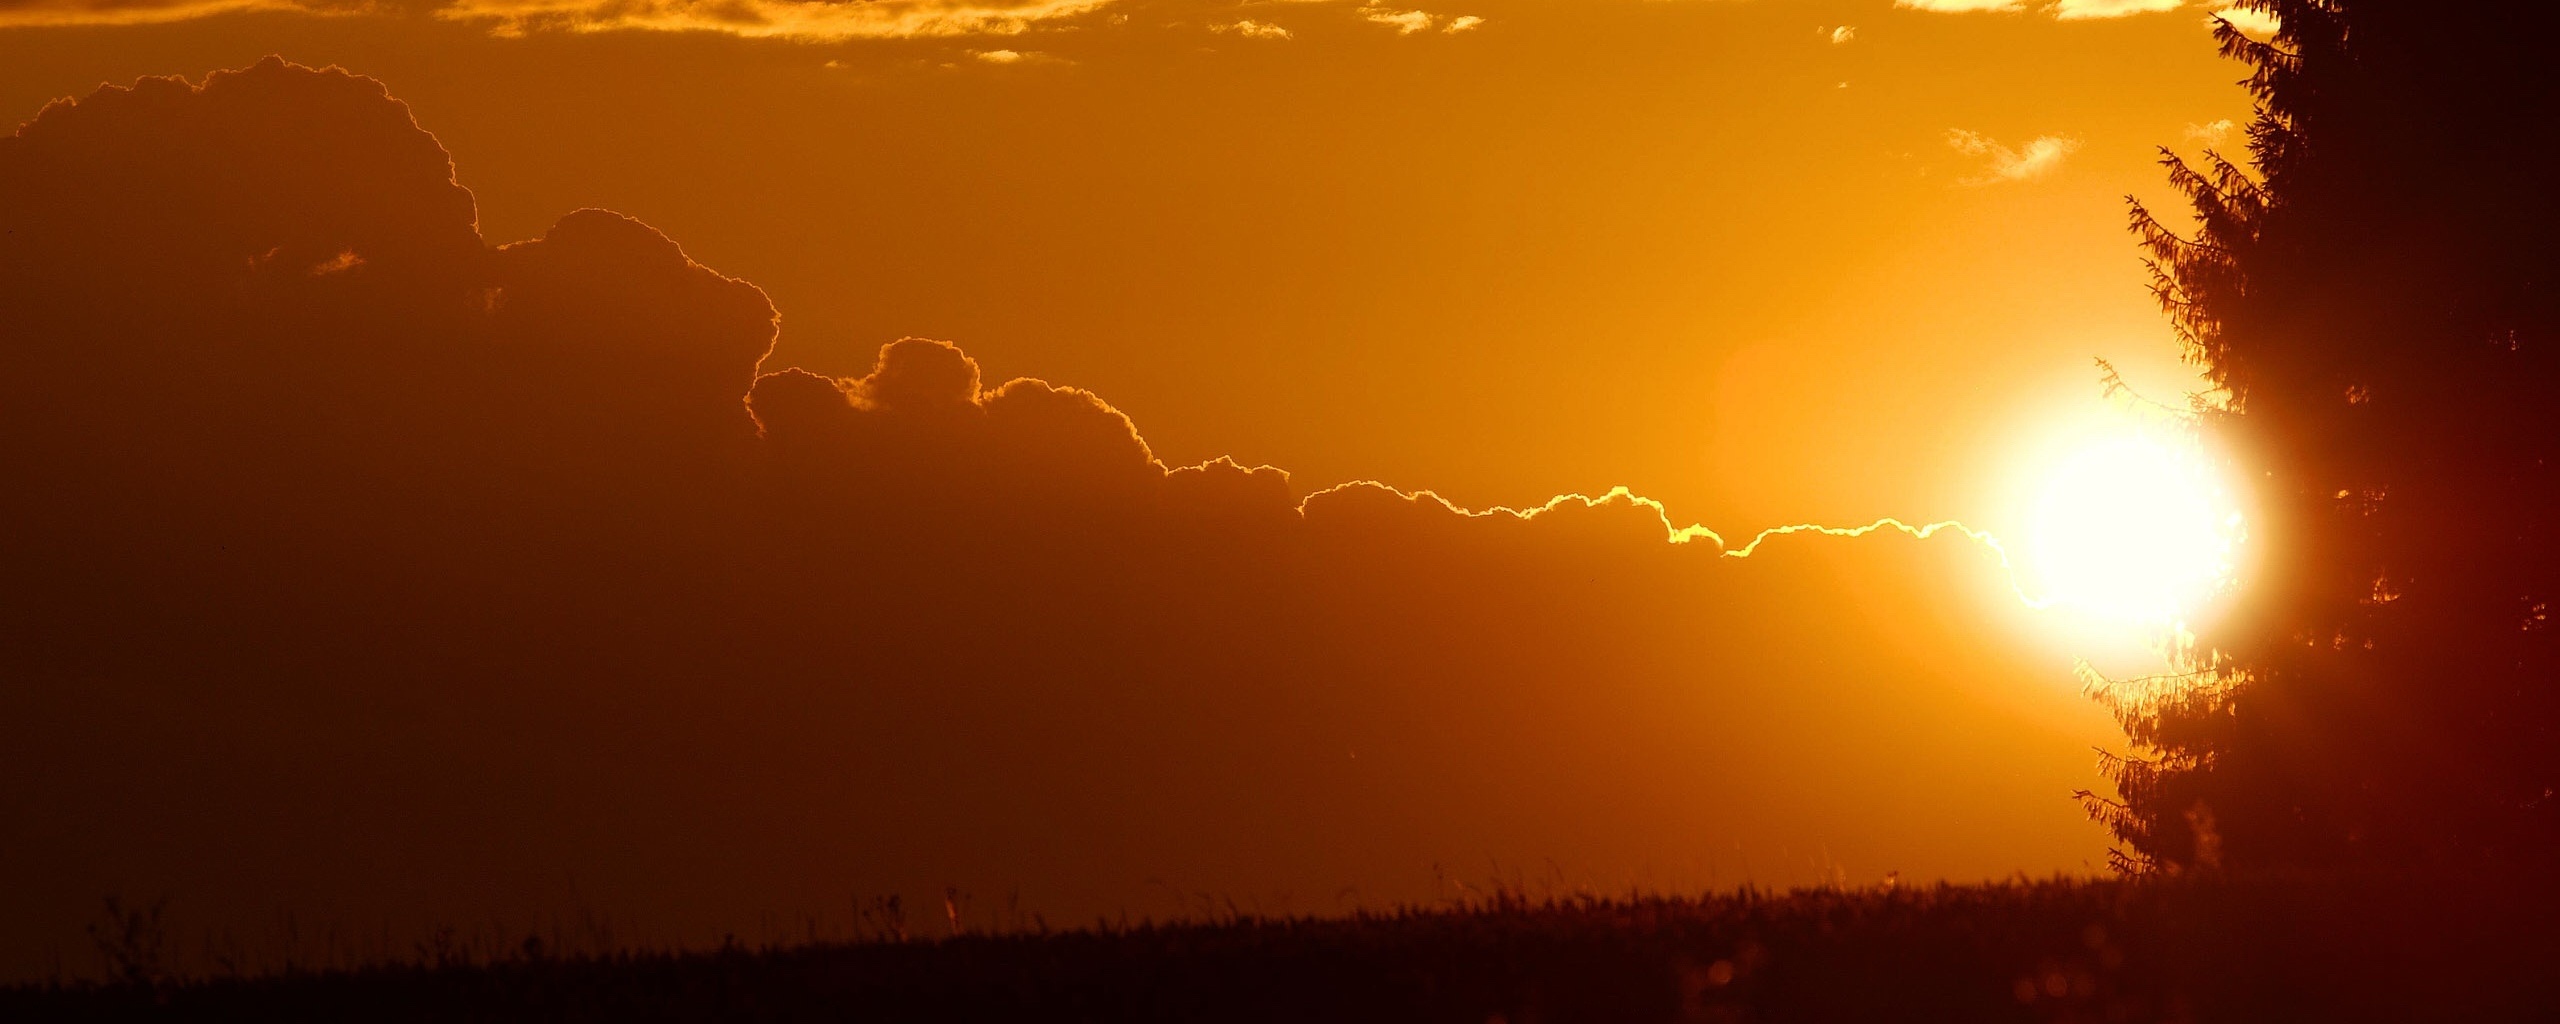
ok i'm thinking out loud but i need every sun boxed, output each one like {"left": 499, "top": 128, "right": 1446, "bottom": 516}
{"left": 2025, "top": 430, "right": 2242, "bottom": 624}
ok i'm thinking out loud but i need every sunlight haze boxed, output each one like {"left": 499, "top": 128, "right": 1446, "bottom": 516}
{"left": 0, "top": 0, "right": 2269, "bottom": 979}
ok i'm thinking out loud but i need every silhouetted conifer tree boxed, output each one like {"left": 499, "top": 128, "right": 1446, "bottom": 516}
{"left": 2091, "top": 0, "right": 2560, "bottom": 872}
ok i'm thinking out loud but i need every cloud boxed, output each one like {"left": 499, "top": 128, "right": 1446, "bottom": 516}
{"left": 0, "top": 0, "right": 1113, "bottom": 34}
{"left": 1896, "top": 0, "right": 2194, "bottom": 18}
{"left": 1213, "top": 18, "right": 1291, "bottom": 39}
{"left": 1893, "top": 0, "right": 2027, "bottom": 12}
{"left": 1350, "top": 4, "right": 1475, "bottom": 35}
{"left": 433, "top": 0, "right": 1113, "bottom": 40}
{"left": 0, "top": 0, "right": 1487, "bottom": 40}
{"left": 0, "top": 0, "right": 333, "bottom": 27}
{"left": 2185, "top": 118, "right": 2236, "bottom": 145}
{"left": 0, "top": 0, "right": 2198, "bottom": 36}
{"left": 1945, "top": 128, "right": 2081, "bottom": 184}
{"left": 0, "top": 60, "right": 2110, "bottom": 979}
{"left": 970, "top": 47, "right": 1068, "bottom": 64}
{"left": 1359, "top": 5, "right": 1433, "bottom": 34}
{"left": 2207, "top": 4, "right": 2278, "bottom": 36}
{"left": 1822, "top": 24, "right": 1857, "bottom": 44}
{"left": 2050, "top": 0, "right": 2182, "bottom": 18}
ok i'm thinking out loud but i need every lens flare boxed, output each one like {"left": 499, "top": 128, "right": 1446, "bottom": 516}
{"left": 2026, "top": 431, "right": 2241, "bottom": 624}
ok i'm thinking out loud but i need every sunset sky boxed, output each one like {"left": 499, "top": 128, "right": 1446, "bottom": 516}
{"left": 0, "top": 0, "right": 2256, "bottom": 532}
{"left": 2, "top": 0, "right": 2268, "bottom": 977}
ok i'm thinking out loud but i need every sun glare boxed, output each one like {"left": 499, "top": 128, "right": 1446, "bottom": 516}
{"left": 2025, "top": 431, "right": 2242, "bottom": 624}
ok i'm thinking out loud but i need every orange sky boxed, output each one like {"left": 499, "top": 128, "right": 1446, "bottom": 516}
{"left": 0, "top": 0, "right": 2250, "bottom": 533}
{"left": 0, "top": 1, "right": 2260, "bottom": 978}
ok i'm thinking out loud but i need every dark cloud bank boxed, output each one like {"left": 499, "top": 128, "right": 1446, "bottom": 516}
{"left": 0, "top": 59, "right": 2100, "bottom": 976}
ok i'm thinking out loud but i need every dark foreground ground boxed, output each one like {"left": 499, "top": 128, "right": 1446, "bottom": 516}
{"left": 10, "top": 874, "right": 2558, "bottom": 1022}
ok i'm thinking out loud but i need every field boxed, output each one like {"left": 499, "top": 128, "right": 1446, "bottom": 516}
{"left": 11, "top": 873, "right": 2555, "bottom": 1022}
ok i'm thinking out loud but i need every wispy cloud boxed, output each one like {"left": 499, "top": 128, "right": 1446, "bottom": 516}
{"left": 1359, "top": 5, "right": 1432, "bottom": 34}
{"left": 1348, "top": 3, "right": 1476, "bottom": 35}
{"left": 971, "top": 47, "right": 1069, "bottom": 64}
{"left": 433, "top": 0, "right": 1111, "bottom": 41}
{"left": 1897, "top": 0, "right": 2194, "bottom": 18}
{"left": 1213, "top": 18, "right": 1292, "bottom": 40}
{"left": 2051, "top": 0, "right": 2182, "bottom": 18}
{"left": 0, "top": 0, "right": 2193, "bottom": 43}
{"left": 0, "top": 0, "right": 353, "bottom": 28}
{"left": 2207, "top": 4, "right": 2278, "bottom": 35}
{"left": 1821, "top": 24, "right": 1857, "bottom": 44}
{"left": 0, "top": 0, "right": 1110, "bottom": 35}
{"left": 0, "top": 0, "right": 2197, "bottom": 39}
{"left": 1946, "top": 129, "right": 2081, "bottom": 185}
{"left": 2184, "top": 118, "right": 2235, "bottom": 145}
{"left": 1893, "top": 0, "right": 2026, "bottom": 12}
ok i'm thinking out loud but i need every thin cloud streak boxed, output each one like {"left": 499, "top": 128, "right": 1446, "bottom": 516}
{"left": 1896, "top": 0, "right": 2195, "bottom": 19}
{"left": 0, "top": 0, "right": 348, "bottom": 27}
{"left": 1946, "top": 128, "right": 2081, "bottom": 184}
{"left": 1722, "top": 518, "right": 2045, "bottom": 608}
{"left": 1358, "top": 5, "right": 1432, "bottom": 34}
{"left": 0, "top": 0, "right": 2203, "bottom": 37}
{"left": 2184, "top": 118, "right": 2235, "bottom": 144}
{"left": 1344, "top": 3, "right": 1478, "bottom": 35}
{"left": 2207, "top": 4, "right": 2278, "bottom": 35}
{"left": 433, "top": 0, "right": 1111, "bottom": 40}
{"left": 1894, "top": 0, "right": 2027, "bottom": 12}
{"left": 0, "top": 0, "right": 1113, "bottom": 34}
{"left": 2051, "top": 0, "right": 2183, "bottom": 18}
{"left": 1213, "top": 18, "right": 1291, "bottom": 39}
